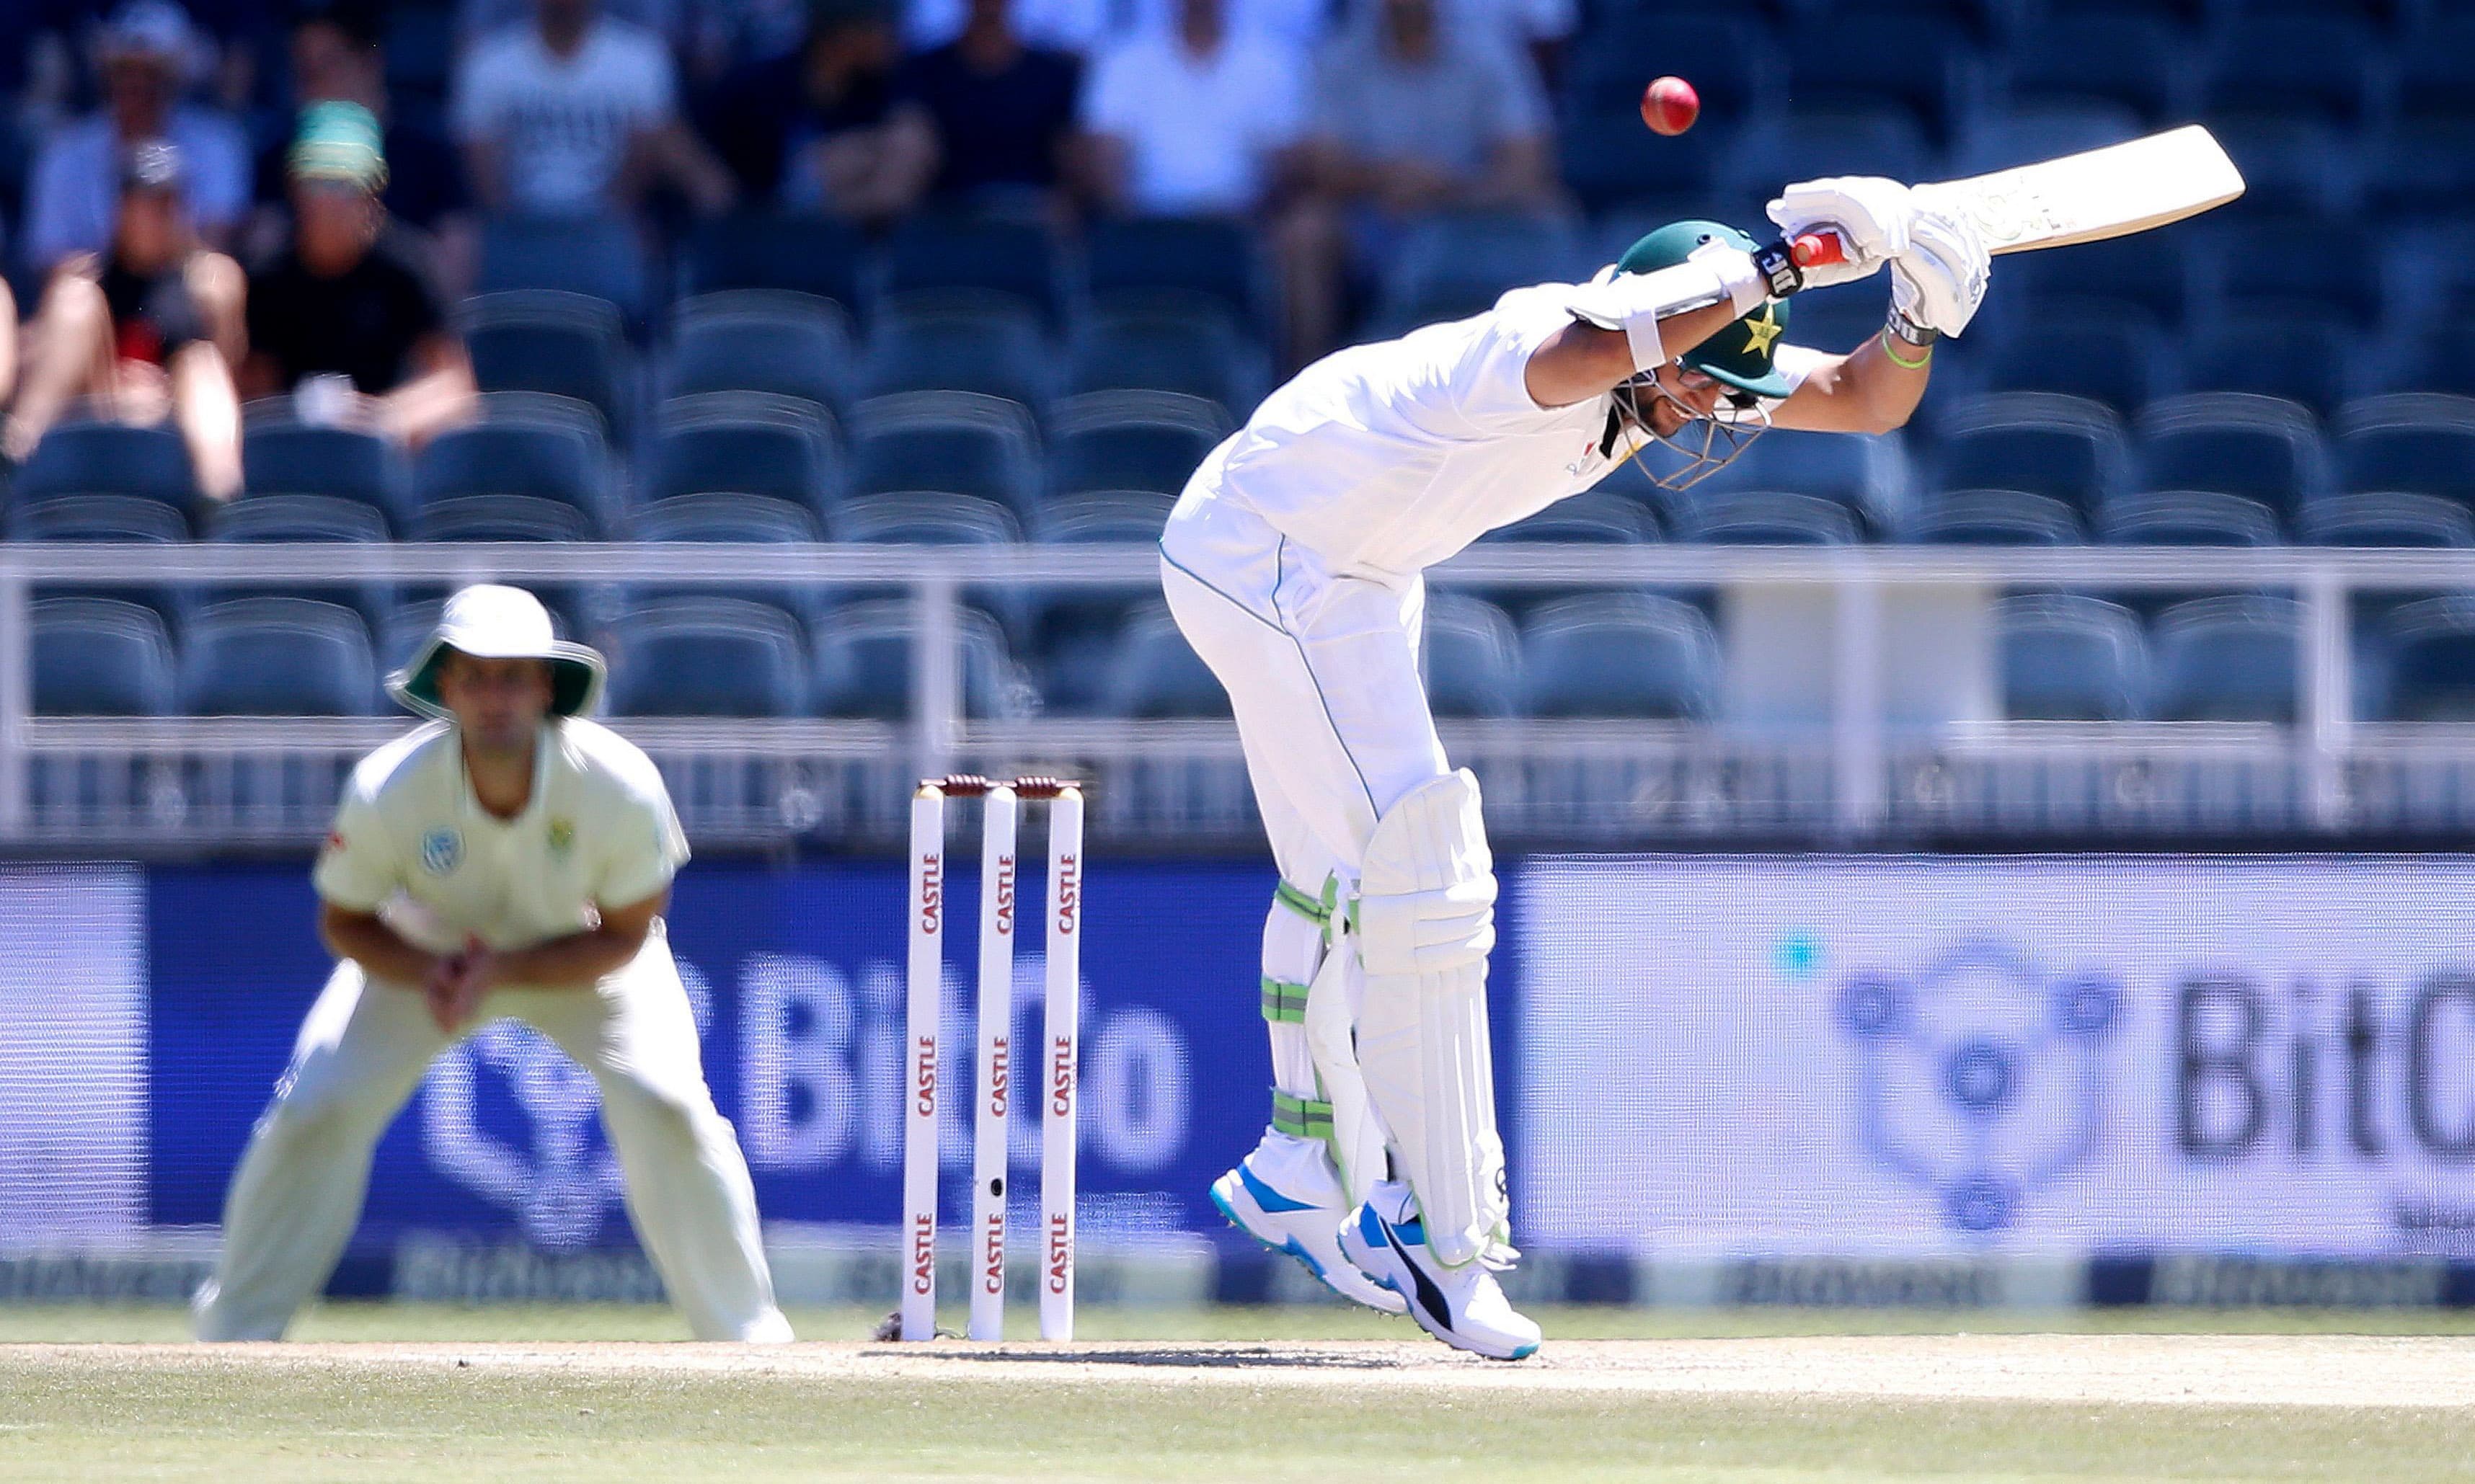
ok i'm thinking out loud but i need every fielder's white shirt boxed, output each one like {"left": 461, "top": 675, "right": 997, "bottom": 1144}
{"left": 314, "top": 719, "right": 689, "bottom": 957}
{"left": 1194, "top": 280, "right": 1823, "bottom": 581}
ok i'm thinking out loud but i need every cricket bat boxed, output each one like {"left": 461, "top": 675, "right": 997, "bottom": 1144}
{"left": 1789, "top": 124, "right": 2246, "bottom": 267}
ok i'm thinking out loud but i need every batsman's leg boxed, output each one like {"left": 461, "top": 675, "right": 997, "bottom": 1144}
{"left": 526, "top": 928, "right": 792, "bottom": 1343}
{"left": 192, "top": 963, "right": 449, "bottom": 1341}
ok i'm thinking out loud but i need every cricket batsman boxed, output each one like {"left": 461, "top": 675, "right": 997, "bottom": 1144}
{"left": 1172, "top": 179, "right": 1988, "bottom": 1358}
{"left": 192, "top": 584, "right": 794, "bottom": 1343}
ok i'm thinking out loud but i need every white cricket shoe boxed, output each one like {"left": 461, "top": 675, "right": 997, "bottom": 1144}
{"left": 1209, "top": 1131, "right": 1407, "bottom": 1315}
{"left": 1337, "top": 1181, "right": 1541, "bottom": 1361}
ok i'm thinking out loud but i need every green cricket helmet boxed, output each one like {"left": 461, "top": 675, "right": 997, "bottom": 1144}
{"left": 1614, "top": 220, "right": 1798, "bottom": 399}
{"left": 1598, "top": 219, "right": 1792, "bottom": 490}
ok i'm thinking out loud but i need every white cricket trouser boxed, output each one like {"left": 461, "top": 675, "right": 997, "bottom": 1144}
{"left": 192, "top": 925, "right": 792, "bottom": 1342}
{"left": 1159, "top": 489, "right": 1451, "bottom": 887}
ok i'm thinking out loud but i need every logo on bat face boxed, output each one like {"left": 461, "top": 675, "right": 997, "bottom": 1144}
{"left": 420, "top": 828, "right": 463, "bottom": 876}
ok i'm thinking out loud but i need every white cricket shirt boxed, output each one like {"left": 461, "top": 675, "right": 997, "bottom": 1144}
{"left": 1192, "top": 280, "right": 1821, "bottom": 582}
{"left": 314, "top": 719, "right": 689, "bottom": 956}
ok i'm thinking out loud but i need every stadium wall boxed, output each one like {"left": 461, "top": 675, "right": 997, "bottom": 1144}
{"left": 4, "top": 856, "right": 2473, "bottom": 1309}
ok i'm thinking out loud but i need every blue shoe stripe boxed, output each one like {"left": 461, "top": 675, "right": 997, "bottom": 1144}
{"left": 1378, "top": 1214, "right": 1453, "bottom": 1330}
{"left": 1238, "top": 1163, "right": 1322, "bottom": 1215}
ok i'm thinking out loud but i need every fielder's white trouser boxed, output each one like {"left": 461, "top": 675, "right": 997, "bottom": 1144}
{"left": 192, "top": 925, "right": 792, "bottom": 1342}
{"left": 1163, "top": 488, "right": 1507, "bottom": 1238}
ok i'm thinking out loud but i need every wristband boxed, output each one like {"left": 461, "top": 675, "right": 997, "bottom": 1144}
{"left": 1750, "top": 239, "right": 1805, "bottom": 298}
{"left": 1878, "top": 326, "right": 1933, "bottom": 370}
{"left": 1885, "top": 306, "right": 1941, "bottom": 348}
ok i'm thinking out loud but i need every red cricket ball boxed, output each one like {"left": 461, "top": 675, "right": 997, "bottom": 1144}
{"left": 1642, "top": 75, "right": 1699, "bottom": 136}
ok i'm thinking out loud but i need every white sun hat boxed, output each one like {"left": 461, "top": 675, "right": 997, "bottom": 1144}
{"left": 387, "top": 584, "right": 606, "bottom": 721}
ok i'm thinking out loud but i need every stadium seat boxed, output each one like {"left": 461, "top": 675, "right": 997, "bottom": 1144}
{"left": 813, "top": 597, "right": 1022, "bottom": 720}
{"left": 475, "top": 214, "right": 647, "bottom": 320}
{"left": 667, "top": 290, "right": 856, "bottom": 414}
{"left": 412, "top": 395, "right": 613, "bottom": 530}
{"left": 1085, "top": 216, "right": 1265, "bottom": 327}
{"left": 180, "top": 597, "right": 379, "bottom": 716}
{"left": 2377, "top": 597, "right": 2475, "bottom": 720}
{"left": 1676, "top": 491, "right": 1862, "bottom": 544}
{"left": 1480, "top": 490, "right": 1662, "bottom": 544}
{"left": 2099, "top": 490, "right": 2284, "bottom": 546}
{"left": 846, "top": 391, "right": 1042, "bottom": 517}
{"left": 2198, "top": 121, "right": 2357, "bottom": 219}
{"left": 1522, "top": 592, "right": 1719, "bottom": 719}
{"left": 1101, "top": 603, "right": 1225, "bottom": 718}
{"left": 240, "top": 419, "right": 412, "bottom": 528}
{"left": 5, "top": 493, "right": 191, "bottom": 617}
{"left": 205, "top": 494, "right": 396, "bottom": 620}
{"left": 2397, "top": 17, "right": 2475, "bottom": 123}
{"left": 1949, "top": 102, "right": 2143, "bottom": 178}
{"left": 1032, "top": 488, "right": 1174, "bottom": 543}
{"left": 2298, "top": 492, "right": 2475, "bottom": 548}
{"left": 32, "top": 597, "right": 176, "bottom": 715}
{"left": 410, "top": 492, "right": 596, "bottom": 543}
{"left": 1690, "top": 429, "right": 1906, "bottom": 533}
{"left": 607, "top": 597, "right": 810, "bottom": 717}
{"left": 1422, "top": 592, "right": 1523, "bottom": 719}
{"left": 1048, "top": 391, "right": 1228, "bottom": 499}
{"left": 2204, "top": 216, "right": 2380, "bottom": 324}
{"left": 12, "top": 422, "right": 197, "bottom": 510}
{"left": 2364, "top": 120, "right": 2475, "bottom": 224}
{"left": 1784, "top": 16, "right": 1973, "bottom": 142}
{"left": 2151, "top": 595, "right": 2302, "bottom": 723}
{"left": 880, "top": 216, "right": 1063, "bottom": 326}
{"left": 677, "top": 213, "right": 867, "bottom": 314}
{"left": 2001, "top": 15, "right": 2182, "bottom": 123}
{"left": 1722, "top": 109, "right": 1934, "bottom": 220}
{"left": 646, "top": 391, "right": 840, "bottom": 515}
{"left": 1996, "top": 594, "right": 2148, "bottom": 720}
{"left": 1369, "top": 216, "right": 1585, "bottom": 335}
{"left": 2182, "top": 314, "right": 2351, "bottom": 412}
{"left": 2003, "top": 231, "right": 2192, "bottom": 329}
{"left": 628, "top": 492, "right": 825, "bottom": 618}
{"left": 2201, "top": 17, "right": 2378, "bottom": 127}
{"left": 461, "top": 290, "right": 635, "bottom": 437}
{"left": 1557, "top": 113, "right": 1723, "bottom": 216}
{"left": 1976, "top": 304, "right": 2171, "bottom": 412}
{"left": 1910, "top": 489, "right": 2085, "bottom": 546}
{"left": 2394, "top": 314, "right": 2475, "bottom": 400}
{"left": 828, "top": 489, "right": 1022, "bottom": 545}
{"left": 1065, "top": 303, "right": 1266, "bottom": 414}
{"left": 2135, "top": 394, "right": 2328, "bottom": 525}
{"left": 2332, "top": 394, "right": 2475, "bottom": 512}
{"left": 1933, "top": 394, "right": 2131, "bottom": 517}
{"left": 862, "top": 293, "right": 1053, "bottom": 408}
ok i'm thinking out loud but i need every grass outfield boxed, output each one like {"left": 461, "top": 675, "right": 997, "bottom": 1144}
{"left": 3, "top": 1306, "right": 2472, "bottom": 1481}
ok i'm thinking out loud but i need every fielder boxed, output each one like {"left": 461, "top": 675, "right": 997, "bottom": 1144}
{"left": 1170, "top": 179, "right": 1988, "bottom": 1358}
{"left": 192, "top": 584, "right": 793, "bottom": 1343}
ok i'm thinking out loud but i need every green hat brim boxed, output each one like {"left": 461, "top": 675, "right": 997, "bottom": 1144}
{"left": 388, "top": 639, "right": 605, "bottom": 721}
{"left": 1681, "top": 354, "right": 1799, "bottom": 399}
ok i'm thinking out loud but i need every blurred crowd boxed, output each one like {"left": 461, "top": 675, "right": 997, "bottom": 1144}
{"left": 0, "top": 0, "right": 1576, "bottom": 494}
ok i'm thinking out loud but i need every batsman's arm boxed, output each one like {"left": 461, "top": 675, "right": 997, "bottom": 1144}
{"left": 1769, "top": 332, "right": 1931, "bottom": 436}
{"left": 1524, "top": 298, "right": 1746, "bottom": 409}
{"left": 319, "top": 902, "right": 448, "bottom": 987}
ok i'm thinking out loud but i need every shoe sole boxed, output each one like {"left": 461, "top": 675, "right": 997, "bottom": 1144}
{"left": 1338, "top": 1216, "right": 1539, "bottom": 1362}
{"left": 1210, "top": 1175, "right": 1407, "bottom": 1316}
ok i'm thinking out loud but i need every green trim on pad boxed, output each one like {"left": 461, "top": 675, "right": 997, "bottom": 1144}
{"left": 1259, "top": 976, "right": 1310, "bottom": 1024}
{"left": 1271, "top": 1090, "right": 1334, "bottom": 1141}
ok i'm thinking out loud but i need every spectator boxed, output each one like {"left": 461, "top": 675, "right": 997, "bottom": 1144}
{"left": 255, "top": 3, "right": 471, "bottom": 238}
{"left": 1277, "top": 0, "right": 1554, "bottom": 362}
{"left": 1083, "top": 0, "right": 1305, "bottom": 218}
{"left": 697, "top": 0, "right": 934, "bottom": 222}
{"left": 902, "top": 0, "right": 1109, "bottom": 54}
{"left": 22, "top": 1, "right": 252, "bottom": 268}
{"left": 240, "top": 104, "right": 477, "bottom": 448}
{"left": 0, "top": 279, "right": 18, "bottom": 412}
{"left": 4, "top": 140, "right": 244, "bottom": 501}
{"left": 452, "top": 0, "right": 736, "bottom": 218}
{"left": 895, "top": 0, "right": 1083, "bottom": 214}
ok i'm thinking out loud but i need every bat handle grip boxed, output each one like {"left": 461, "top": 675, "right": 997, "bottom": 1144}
{"left": 1792, "top": 232, "right": 1846, "bottom": 268}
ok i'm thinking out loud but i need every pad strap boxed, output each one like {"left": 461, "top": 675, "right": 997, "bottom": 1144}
{"left": 1259, "top": 974, "right": 1310, "bottom": 1024}
{"left": 1273, "top": 874, "right": 1342, "bottom": 947}
{"left": 1271, "top": 1090, "right": 1334, "bottom": 1142}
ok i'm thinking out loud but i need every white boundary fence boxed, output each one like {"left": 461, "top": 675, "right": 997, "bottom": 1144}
{"left": 8, "top": 541, "right": 2475, "bottom": 848}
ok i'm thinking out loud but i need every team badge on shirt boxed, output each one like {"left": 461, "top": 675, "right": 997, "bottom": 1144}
{"left": 420, "top": 828, "right": 464, "bottom": 876}
{"left": 546, "top": 818, "right": 575, "bottom": 858}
